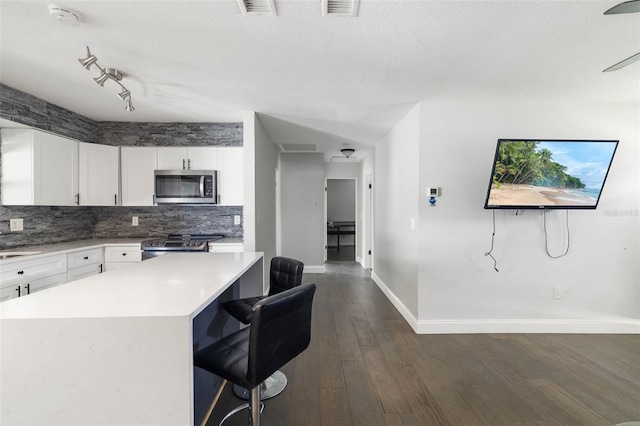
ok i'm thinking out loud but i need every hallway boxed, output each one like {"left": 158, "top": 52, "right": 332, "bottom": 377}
{"left": 204, "top": 263, "right": 640, "bottom": 425}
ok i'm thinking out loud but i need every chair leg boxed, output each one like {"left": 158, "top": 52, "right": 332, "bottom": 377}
{"left": 233, "top": 370, "right": 288, "bottom": 400}
{"left": 250, "top": 385, "right": 262, "bottom": 425}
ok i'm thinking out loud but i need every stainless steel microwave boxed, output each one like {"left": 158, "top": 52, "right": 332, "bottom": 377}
{"left": 153, "top": 170, "right": 218, "bottom": 204}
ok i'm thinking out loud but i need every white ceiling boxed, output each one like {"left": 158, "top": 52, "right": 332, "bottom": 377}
{"left": 1, "top": 0, "right": 638, "bottom": 161}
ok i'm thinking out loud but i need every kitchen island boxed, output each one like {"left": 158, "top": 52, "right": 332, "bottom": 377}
{"left": 0, "top": 251, "right": 264, "bottom": 426}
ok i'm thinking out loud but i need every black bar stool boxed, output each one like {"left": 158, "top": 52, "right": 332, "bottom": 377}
{"left": 195, "top": 283, "right": 316, "bottom": 426}
{"left": 223, "top": 256, "right": 304, "bottom": 399}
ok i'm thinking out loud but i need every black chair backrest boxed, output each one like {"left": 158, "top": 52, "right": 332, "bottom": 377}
{"left": 269, "top": 256, "right": 304, "bottom": 296}
{"left": 247, "top": 283, "right": 316, "bottom": 387}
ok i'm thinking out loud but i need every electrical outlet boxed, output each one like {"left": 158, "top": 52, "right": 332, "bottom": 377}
{"left": 132, "top": 216, "right": 139, "bottom": 226}
{"left": 233, "top": 215, "right": 241, "bottom": 225}
{"left": 10, "top": 218, "right": 23, "bottom": 232}
{"left": 553, "top": 286, "right": 562, "bottom": 299}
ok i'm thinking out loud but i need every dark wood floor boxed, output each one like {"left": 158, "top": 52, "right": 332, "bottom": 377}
{"left": 205, "top": 263, "right": 640, "bottom": 426}
{"left": 327, "top": 246, "right": 355, "bottom": 262}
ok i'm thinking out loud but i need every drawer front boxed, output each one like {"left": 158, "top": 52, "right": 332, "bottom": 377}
{"left": 105, "top": 247, "right": 142, "bottom": 263}
{"left": 67, "top": 248, "right": 104, "bottom": 269}
{"left": 209, "top": 244, "right": 244, "bottom": 253}
{"left": 0, "top": 254, "right": 67, "bottom": 287}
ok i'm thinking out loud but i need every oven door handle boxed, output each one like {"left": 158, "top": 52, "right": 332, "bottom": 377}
{"left": 200, "top": 175, "right": 205, "bottom": 198}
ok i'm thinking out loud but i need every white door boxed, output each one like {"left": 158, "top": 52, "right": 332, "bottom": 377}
{"left": 23, "top": 272, "right": 68, "bottom": 295}
{"left": 0, "top": 284, "right": 20, "bottom": 302}
{"left": 34, "top": 132, "right": 79, "bottom": 206}
{"left": 187, "top": 147, "right": 220, "bottom": 171}
{"left": 79, "top": 143, "right": 119, "bottom": 206}
{"left": 121, "top": 147, "right": 157, "bottom": 206}
{"left": 157, "top": 147, "right": 188, "bottom": 170}
{"left": 218, "top": 147, "right": 244, "bottom": 206}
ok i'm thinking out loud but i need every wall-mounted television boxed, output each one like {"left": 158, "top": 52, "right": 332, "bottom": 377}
{"left": 484, "top": 139, "right": 618, "bottom": 209}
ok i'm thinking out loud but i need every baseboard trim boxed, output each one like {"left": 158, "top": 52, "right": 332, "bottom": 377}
{"left": 305, "top": 265, "right": 325, "bottom": 274}
{"left": 371, "top": 272, "right": 640, "bottom": 334}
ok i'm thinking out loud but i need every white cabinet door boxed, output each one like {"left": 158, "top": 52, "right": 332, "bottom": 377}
{"left": 67, "top": 263, "right": 103, "bottom": 282}
{"left": 1, "top": 129, "right": 79, "bottom": 206}
{"left": 0, "top": 284, "right": 20, "bottom": 302}
{"left": 187, "top": 147, "right": 220, "bottom": 171}
{"left": 157, "top": 147, "right": 219, "bottom": 171}
{"left": 121, "top": 147, "right": 157, "bottom": 206}
{"left": 157, "top": 147, "right": 188, "bottom": 170}
{"left": 79, "top": 142, "right": 120, "bottom": 206}
{"left": 218, "top": 147, "right": 244, "bottom": 206}
{"left": 24, "top": 272, "right": 68, "bottom": 295}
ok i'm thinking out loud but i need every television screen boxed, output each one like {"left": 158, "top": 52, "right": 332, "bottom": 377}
{"left": 484, "top": 139, "right": 618, "bottom": 209}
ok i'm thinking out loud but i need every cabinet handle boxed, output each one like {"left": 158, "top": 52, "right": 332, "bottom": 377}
{"left": 183, "top": 159, "right": 186, "bottom": 170}
{"left": 99, "top": 264, "right": 103, "bottom": 273}
{"left": 76, "top": 193, "right": 80, "bottom": 205}
{"left": 16, "top": 286, "right": 21, "bottom": 297}
{"left": 122, "top": 252, "right": 127, "bottom": 256}
{"left": 114, "top": 194, "right": 117, "bottom": 205}
{"left": 25, "top": 283, "right": 30, "bottom": 295}
{"left": 17, "top": 270, "right": 24, "bottom": 275}
{"left": 188, "top": 159, "right": 191, "bottom": 170}
{"left": 84, "top": 256, "right": 89, "bottom": 260}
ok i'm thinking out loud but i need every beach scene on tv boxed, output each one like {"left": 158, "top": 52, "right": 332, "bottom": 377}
{"left": 486, "top": 140, "right": 617, "bottom": 208}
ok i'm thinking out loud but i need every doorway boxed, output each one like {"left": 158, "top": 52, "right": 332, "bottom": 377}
{"left": 326, "top": 178, "right": 356, "bottom": 262}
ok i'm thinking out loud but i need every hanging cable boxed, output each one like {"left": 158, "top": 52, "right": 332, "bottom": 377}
{"left": 484, "top": 210, "right": 499, "bottom": 272}
{"left": 543, "top": 210, "right": 571, "bottom": 258}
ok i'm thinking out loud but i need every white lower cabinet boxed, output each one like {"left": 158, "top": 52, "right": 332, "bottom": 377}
{"left": 104, "top": 246, "right": 142, "bottom": 271}
{"left": 0, "top": 254, "right": 68, "bottom": 301}
{"left": 67, "top": 248, "right": 104, "bottom": 282}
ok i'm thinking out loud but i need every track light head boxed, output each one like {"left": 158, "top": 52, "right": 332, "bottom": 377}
{"left": 78, "top": 47, "right": 97, "bottom": 70}
{"left": 117, "top": 88, "right": 131, "bottom": 101}
{"left": 125, "top": 99, "right": 135, "bottom": 112}
{"left": 94, "top": 72, "right": 110, "bottom": 86}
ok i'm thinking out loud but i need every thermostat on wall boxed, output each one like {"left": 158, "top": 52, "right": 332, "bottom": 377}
{"left": 427, "top": 187, "right": 440, "bottom": 197}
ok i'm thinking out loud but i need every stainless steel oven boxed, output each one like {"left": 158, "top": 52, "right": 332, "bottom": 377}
{"left": 141, "top": 234, "right": 225, "bottom": 260}
{"left": 153, "top": 170, "right": 218, "bottom": 204}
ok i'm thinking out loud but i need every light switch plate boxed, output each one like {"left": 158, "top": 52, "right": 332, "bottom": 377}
{"left": 132, "top": 216, "right": 139, "bottom": 226}
{"left": 234, "top": 215, "right": 241, "bottom": 225}
{"left": 10, "top": 218, "right": 23, "bottom": 232}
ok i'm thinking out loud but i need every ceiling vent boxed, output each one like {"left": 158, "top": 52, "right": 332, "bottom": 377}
{"left": 237, "top": 0, "right": 277, "bottom": 16}
{"left": 322, "top": 0, "right": 360, "bottom": 17}
{"left": 278, "top": 143, "right": 316, "bottom": 152}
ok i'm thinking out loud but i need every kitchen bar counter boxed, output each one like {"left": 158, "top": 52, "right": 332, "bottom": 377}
{"left": 0, "top": 252, "right": 264, "bottom": 425}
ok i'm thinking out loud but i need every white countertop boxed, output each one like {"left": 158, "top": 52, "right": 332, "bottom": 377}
{"left": 0, "top": 252, "right": 263, "bottom": 320}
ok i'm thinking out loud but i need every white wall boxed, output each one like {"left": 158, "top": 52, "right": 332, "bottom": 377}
{"left": 372, "top": 100, "right": 639, "bottom": 333}
{"left": 372, "top": 104, "right": 421, "bottom": 317}
{"left": 414, "top": 100, "right": 639, "bottom": 333}
{"left": 252, "top": 114, "right": 279, "bottom": 284}
{"left": 280, "top": 153, "right": 326, "bottom": 272}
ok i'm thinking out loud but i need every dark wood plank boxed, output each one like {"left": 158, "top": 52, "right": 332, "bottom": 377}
{"left": 204, "top": 263, "right": 640, "bottom": 426}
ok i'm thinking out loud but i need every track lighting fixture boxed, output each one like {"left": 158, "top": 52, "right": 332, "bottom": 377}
{"left": 78, "top": 46, "right": 135, "bottom": 112}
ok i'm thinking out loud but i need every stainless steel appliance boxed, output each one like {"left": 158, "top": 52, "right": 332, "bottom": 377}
{"left": 141, "top": 234, "right": 225, "bottom": 260}
{"left": 154, "top": 170, "right": 218, "bottom": 204}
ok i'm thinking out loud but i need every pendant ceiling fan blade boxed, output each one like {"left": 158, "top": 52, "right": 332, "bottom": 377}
{"left": 604, "top": 0, "right": 640, "bottom": 14}
{"left": 603, "top": 51, "right": 640, "bottom": 72}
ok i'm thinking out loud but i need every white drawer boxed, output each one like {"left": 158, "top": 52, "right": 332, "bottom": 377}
{"left": 105, "top": 247, "right": 142, "bottom": 263}
{"left": 67, "top": 248, "right": 104, "bottom": 269}
{"left": 0, "top": 254, "right": 67, "bottom": 287}
{"left": 209, "top": 244, "right": 244, "bottom": 253}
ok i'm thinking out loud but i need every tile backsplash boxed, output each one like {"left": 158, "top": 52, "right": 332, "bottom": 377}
{"left": 0, "top": 84, "right": 244, "bottom": 249}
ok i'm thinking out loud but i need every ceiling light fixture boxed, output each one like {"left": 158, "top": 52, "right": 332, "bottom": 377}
{"left": 78, "top": 46, "right": 134, "bottom": 112}
{"left": 341, "top": 148, "right": 355, "bottom": 158}
{"left": 48, "top": 4, "right": 80, "bottom": 26}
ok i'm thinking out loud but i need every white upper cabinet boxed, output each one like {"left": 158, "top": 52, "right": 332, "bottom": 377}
{"left": 1, "top": 129, "right": 78, "bottom": 206}
{"left": 156, "top": 147, "right": 220, "bottom": 171}
{"left": 78, "top": 142, "right": 120, "bottom": 206}
{"left": 218, "top": 147, "right": 244, "bottom": 206}
{"left": 121, "top": 147, "right": 157, "bottom": 206}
